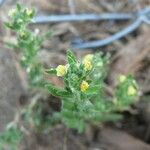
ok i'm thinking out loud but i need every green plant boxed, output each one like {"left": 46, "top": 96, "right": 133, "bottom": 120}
{"left": 5, "top": 4, "right": 49, "bottom": 87}
{"left": 22, "top": 95, "right": 61, "bottom": 132}
{"left": 0, "top": 4, "right": 49, "bottom": 149}
{"left": 0, "top": 3, "right": 139, "bottom": 150}
{"left": 0, "top": 123, "right": 22, "bottom": 150}
{"left": 46, "top": 51, "right": 138, "bottom": 132}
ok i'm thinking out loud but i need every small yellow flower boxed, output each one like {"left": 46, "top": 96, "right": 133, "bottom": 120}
{"left": 127, "top": 85, "right": 136, "bottom": 96}
{"left": 8, "top": 8, "right": 16, "bottom": 17}
{"left": 84, "top": 61, "right": 92, "bottom": 71}
{"left": 56, "top": 65, "right": 67, "bottom": 77}
{"left": 80, "top": 81, "right": 89, "bottom": 92}
{"left": 83, "top": 54, "right": 93, "bottom": 71}
{"left": 119, "top": 75, "right": 127, "bottom": 83}
{"left": 26, "top": 8, "right": 33, "bottom": 16}
{"left": 83, "top": 54, "right": 93, "bottom": 62}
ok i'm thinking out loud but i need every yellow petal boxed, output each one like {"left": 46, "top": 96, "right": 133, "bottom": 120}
{"left": 127, "top": 85, "right": 136, "bottom": 96}
{"left": 56, "top": 65, "right": 67, "bottom": 77}
{"left": 80, "top": 81, "right": 89, "bottom": 92}
{"left": 83, "top": 54, "right": 93, "bottom": 62}
{"left": 83, "top": 61, "right": 92, "bottom": 71}
{"left": 26, "top": 8, "right": 33, "bottom": 16}
{"left": 119, "top": 75, "right": 126, "bottom": 83}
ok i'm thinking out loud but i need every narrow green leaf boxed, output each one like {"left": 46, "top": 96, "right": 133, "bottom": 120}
{"left": 62, "top": 114, "right": 85, "bottom": 132}
{"left": 16, "top": 3, "right": 21, "bottom": 11}
{"left": 46, "top": 84, "right": 71, "bottom": 98}
{"left": 67, "top": 50, "right": 77, "bottom": 65}
{"left": 4, "top": 22, "right": 13, "bottom": 29}
{"left": 45, "top": 68, "right": 56, "bottom": 75}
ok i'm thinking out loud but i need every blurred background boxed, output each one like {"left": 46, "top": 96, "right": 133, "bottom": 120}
{"left": 0, "top": 0, "right": 150, "bottom": 149}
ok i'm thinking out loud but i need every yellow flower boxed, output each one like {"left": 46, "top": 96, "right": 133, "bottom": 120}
{"left": 80, "top": 81, "right": 89, "bottom": 92}
{"left": 83, "top": 54, "right": 93, "bottom": 71}
{"left": 119, "top": 75, "right": 126, "bottom": 83}
{"left": 127, "top": 85, "right": 136, "bottom": 96}
{"left": 56, "top": 65, "right": 67, "bottom": 77}
{"left": 83, "top": 54, "right": 93, "bottom": 62}
{"left": 8, "top": 8, "right": 16, "bottom": 17}
{"left": 84, "top": 61, "right": 92, "bottom": 71}
{"left": 26, "top": 8, "right": 33, "bottom": 16}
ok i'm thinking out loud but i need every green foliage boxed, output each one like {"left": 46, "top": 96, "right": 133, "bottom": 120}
{"left": 67, "top": 50, "right": 77, "bottom": 64}
{"left": 5, "top": 3, "right": 49, "bottom": 87}
{"left": 115, "top": 75, "right": 138, "bottom": 109}
{"left": 2, "top": 4, "right": 139, "bottom": 150}
{"left": 1, "top": 4, "right": 49, "bottom": 149}
{"left": 47, "top": 51, "right": 138, "bottom": 132}
{"left": 22, "top": 99, "right": 61, "bottom": 132}
{"left": 0, "top": 124, "right": 22, "bottom": 150}
{"left": 5, "top": 4, "right": 35, "bottom": 30}
{"left": 47, "top": 84, "right": 72, "bottom": 98}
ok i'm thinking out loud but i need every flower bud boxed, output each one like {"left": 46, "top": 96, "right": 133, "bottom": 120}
{"left": 56, "top": 65, "right": 67, "bottom": 77}
{"left": 127, "top": 85, "right": 136, "bottom": 96}
{"left": 119, "top": 75, "right": 126, "bottom": 83}
{"left": 26, "top": 8, "right": 34, "bottom": 17}
{"left": 80, "top": 81, "right": 89, "bottom": 92}
{"left": 84, "top": 61, "right": 92, "bottom": 71}
{"left": 83, "top": 54, "right": 93, "bottom": 62}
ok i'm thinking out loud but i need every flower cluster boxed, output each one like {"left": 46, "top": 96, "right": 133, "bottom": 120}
{"left": 54, "top": 53, "right": 94, "bottom": 93}
{"left": 56, "top": 65, "right": 67, "bottom": 77}
{"left": 3, "top": 4, "right": 139, "bottom": 149}
{"left": 119, "top": 74, "right": 137, "bottom": 96}
{"left": 83, "top": 54, "right": 93, "bottom": 71}
{"left": 46, "top": 51, "right": 138, "bottom": 132}
{"left": 114, "top": 74, "right": 138, "bottom": 110}
{"left": 6, "top": 4, "right": 35, "bottom": 30}
{"left": 80, "top": 81, "right": 89, "bottom": 92}
{"left": 5, "top": 4, "right": 50, "bottom": 87}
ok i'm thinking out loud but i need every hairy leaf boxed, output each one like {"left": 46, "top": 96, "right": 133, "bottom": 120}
{"left": 46, "top": 84, "right": 71, "bottom": 98}
{"left": 67, "top": 50, "right": 77, "bottom": 65}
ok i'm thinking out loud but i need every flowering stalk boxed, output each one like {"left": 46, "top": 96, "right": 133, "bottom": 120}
{"left": 46, "top": 51, "right": 138, "bottom": 132}
{"left": 1, "top": 4, "right": 50, "bottom": 149}
{"left": 5, "top": 4, "right": 49, "bottom": 87}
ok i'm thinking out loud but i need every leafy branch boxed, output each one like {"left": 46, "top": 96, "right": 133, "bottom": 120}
{"left": 47, "top": 51, "right": 138, "bottom": 132}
